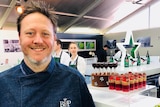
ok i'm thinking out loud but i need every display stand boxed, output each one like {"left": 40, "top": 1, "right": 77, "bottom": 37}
{"left": 88, "top": 85, "right": 159, "bottom": 107}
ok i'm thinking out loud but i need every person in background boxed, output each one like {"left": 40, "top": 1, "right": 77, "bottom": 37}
{"left": 0, "top": 1, "right": 95, "bottom": 107}
{"left": 114, "top": 48, "right": 122, "bottom": 62}
{"left": 68, "top": 42, "right": 86, "bottom": 76}
{"left": 53, "top": 39, "right": 71, "bottom": 66}
{"left": 96, "top": 44, "right": 108, "bottom": 62}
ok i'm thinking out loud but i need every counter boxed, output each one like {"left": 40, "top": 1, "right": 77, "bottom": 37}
{"left": 88, "top": 85, "right": 160, "bottom": 107}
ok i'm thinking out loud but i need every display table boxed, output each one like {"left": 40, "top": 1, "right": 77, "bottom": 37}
{"left": 88, "top": 85, "right": 160, "bottom": 107}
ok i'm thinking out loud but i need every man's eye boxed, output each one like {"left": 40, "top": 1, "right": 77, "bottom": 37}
{"left": 26, "top": 32, "right": 34, "bottom": 35}
{"left": 43, "top": 32, "right": 49, "bottom": 36}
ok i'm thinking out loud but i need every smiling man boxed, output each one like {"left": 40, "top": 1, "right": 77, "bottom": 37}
{"left": 19, "top": 12, "right": 55, "bottom": 72}
{"left": 0, "top": 1, "right": 95, "bottom": 107}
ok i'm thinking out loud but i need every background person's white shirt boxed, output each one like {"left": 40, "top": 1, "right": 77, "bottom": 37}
{"left": 114, "top": 51, "right": 122, "bottom": 60}
{"left": 53, "top": 50, "right": 71, "bottom": 66}
{"left": 70, "top": 55, "right": 86, "bottom": 76}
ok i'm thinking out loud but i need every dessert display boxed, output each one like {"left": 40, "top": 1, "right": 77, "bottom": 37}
{"left": 91, "top": 71, "right": 147, "bottom": 92}
{"left": 109, "top": 72, "right": 147, "bottom": 92}
{"left": 91, "top": 72, "right": 109, "bottom": 87}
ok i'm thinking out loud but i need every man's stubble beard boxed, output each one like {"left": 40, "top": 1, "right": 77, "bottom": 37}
{"left": 25, "top": 54, "right": 51, "bottom": 66}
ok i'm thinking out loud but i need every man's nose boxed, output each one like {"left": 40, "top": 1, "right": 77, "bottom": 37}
{"left": 33, "top": 35, "right": 43, "bottom": 43}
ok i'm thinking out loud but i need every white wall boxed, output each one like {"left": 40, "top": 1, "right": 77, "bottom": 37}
{"left": 103, "top": 27, "right": 160, "bottom": 56}
{"left": 1, "top": 27, "right": 160, "bottom": 67}
{"left": 0, "top": 30, "right": 23, "bottom": 67}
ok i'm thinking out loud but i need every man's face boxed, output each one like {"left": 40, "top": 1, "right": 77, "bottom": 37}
{"left": 19, "top": 12, "right": 56, "bottom": 64}
{"left": 104, "top": 47, "right": 108, "bottom": 50}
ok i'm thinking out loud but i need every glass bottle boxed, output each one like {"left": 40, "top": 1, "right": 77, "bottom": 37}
{"left": 109, "top": 50, "right": 114, "bottom": 63}
{"left": 124, "top": 51, "right": 129, "bottom": 67}
{"left": 146, "top": 50, "right": 150, "bottom": 64}
{"left": 137, "top": 51, "right": 141, "bottom": 66}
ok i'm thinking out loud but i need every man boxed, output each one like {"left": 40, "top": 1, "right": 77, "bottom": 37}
{"left": 96, "top": 45, "right": 108, "bottom": 62}
{"left": 0, "top": 1, "right": 95, "bottom": 107}
{"left": 53, "top": 39, "right": 71, "bottom": 66}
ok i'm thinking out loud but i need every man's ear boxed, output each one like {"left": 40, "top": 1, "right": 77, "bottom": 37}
{"left": 54, "top": 34, "right": 57, "bottom": 40}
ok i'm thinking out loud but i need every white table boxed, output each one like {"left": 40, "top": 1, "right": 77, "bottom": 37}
{"left": 88, "top": 85, "right": 160, "bottom": 107}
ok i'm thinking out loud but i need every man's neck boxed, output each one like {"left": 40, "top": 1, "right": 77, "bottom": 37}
{"left": 24, "top": 57, "right": 51, "bottom": 73}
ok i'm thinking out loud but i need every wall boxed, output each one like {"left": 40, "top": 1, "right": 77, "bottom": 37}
{"left": 1, "top": 27, "right": 160, "bottom": 66}
{"left": 57, "top": 33, "right": 103, "bottom": 58}
{"left": 0, "top": 30, "right": 23, "bottom": 66}
{"left": 103, "top": 27, "right": 160, "bottom": 56}
{"left": 0, "top": 30, "right": 103, "bottom": 67}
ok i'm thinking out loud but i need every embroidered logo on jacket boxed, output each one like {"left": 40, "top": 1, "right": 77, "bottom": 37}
{"left": 60, "top": 98, "right": 71, "bottom": 107}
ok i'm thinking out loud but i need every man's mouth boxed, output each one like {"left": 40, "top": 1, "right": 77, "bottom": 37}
{"left": 31, "top": 47, "right": 45, "bottom": 51}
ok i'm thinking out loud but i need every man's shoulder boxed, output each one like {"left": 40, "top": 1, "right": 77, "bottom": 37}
{"left": 0, "top": 65, "right": 20, "bottom": 78}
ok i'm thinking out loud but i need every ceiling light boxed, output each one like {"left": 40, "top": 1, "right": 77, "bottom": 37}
{"left": 16, "top": 6, "right": 23, "bottom": 14}
{"left": 15, "top": 1, "right": 24, "bottom": 14}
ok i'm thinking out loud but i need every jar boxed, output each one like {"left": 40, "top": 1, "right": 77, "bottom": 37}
{"left": 130, "top": 75, "right": 135, "bottom": 90}
{"left": 109, "top": 75, "right": 115, "bottom": 90}
{"left": 134, "top": 74, "right": 139, "bottom": 89}
{"left": 122, "top": 76, "right": 130, "bottom": 92}
{"left": 115, "top": 75, "right": 122, "bottom": 91}
{"left": 138, "top": 73, "right": 143, "bottom": 88}
{"left": 142, "top": 73, "right": 146, "bottom": 87}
